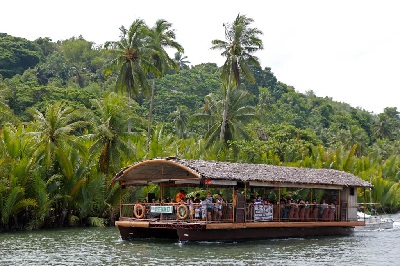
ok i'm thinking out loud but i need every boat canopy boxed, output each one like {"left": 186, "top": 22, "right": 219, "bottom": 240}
{"left": 112, "top": 157, "right": 372, "bottom": 189}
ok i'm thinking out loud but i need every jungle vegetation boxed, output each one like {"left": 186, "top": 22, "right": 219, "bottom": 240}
{"left": 0, "top": 15, "right": 400, "bottom": 231}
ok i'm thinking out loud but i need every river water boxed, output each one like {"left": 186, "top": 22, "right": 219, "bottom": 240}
{"left": 1, "top": 213, "right": 400, "bottom": 266}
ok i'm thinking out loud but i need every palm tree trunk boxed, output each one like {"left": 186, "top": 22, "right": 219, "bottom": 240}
{"left": 147, "top": 79, "right": 155, "bottom": 150}
{"left": 127, "top": 95, "right": 133, "bottom": 133}
{"left": 219, "top": 71, "right": 233, "bottom": 142}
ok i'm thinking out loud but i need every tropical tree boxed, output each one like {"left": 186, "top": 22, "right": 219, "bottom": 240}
{"left": 174, "top": 51, "right": 190, "bottom": 70}
{"left": 146, "top": 19, "right": 183, "bottom": 146}
{"left": 0, "top": 79, "right": 19, "bottom": 125}
{"left": 147, "top": 124, "right": 178, "bottom": 158}
{"left": 23, "top": 102, "right": 88, "bottom": 226}
{"left": 256, "top": 87, "right": 275, "bottom": 122}
{"left": 197, "top": 88, "right": 258, "bottom": 148}
{"left": 171, "top": 105, "right": 189, "bottom": 138}
{"left": 27, "top": 101, "right": 87, "bottom": 175}
{"left": 104, "top": 19, "right": 155, "bottom": 100}
{"left": 211, "top": 14, "right": 263, "bottom": 143}
{"left": 0, "top": 124, "right": 45, "bottom": 230}
{"left": 0, "top": 33, "right": 43, "bottom": 78}
{"left": 85, "top": 92, "right": 145, "bottom": 178}
{"left": 192, "top": 92, "right": 220, "bottom": 132}
{"left": 373, "top": 107, "right": 400, "bottom": 141}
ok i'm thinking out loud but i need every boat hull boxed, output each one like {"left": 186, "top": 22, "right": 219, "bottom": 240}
{"left": 118, "top": 225, "right": 179, "bottom": 240}
{"left": 116, "top": 221, "right": 356, "bottom": 241}
{"left": 176, "top": 226, "right": 353, "bottom": 241}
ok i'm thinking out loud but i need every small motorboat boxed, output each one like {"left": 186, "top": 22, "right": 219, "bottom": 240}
{"left": 357, "top": 211, "right": 394, "bottom": 230}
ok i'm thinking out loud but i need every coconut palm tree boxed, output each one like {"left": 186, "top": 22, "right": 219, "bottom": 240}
{"left": 147, "top": 19, "right": 183, "bottom": 147}
{"left": 105, "top": 19, "right": 156, "bottom": 100}
{"left": 211, "top": 14, "right": 263, "bottom": 143}
{"left": 85, "top": 92, "right": 145, "bottom": 178}
{"left": 195, "top": 88, "right": 258, "bottom": 148}
{"left": 174, "top": 51, "right": 190, "bottom": 70}
{"left": 27, "top": 102, "right": 87, "bottom": 175}
{"left": 192, "top": 92, "right": 220, "bottom": 132}
{"left": 147, "top": 124, "right": 167, "bottom": 158}
{"left": 171, "top": 105, "right": 189, "bottom": 138}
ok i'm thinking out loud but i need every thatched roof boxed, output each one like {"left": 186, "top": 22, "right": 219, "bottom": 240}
{"left": 112, "top": 157, "right": 372, "bottom": 188}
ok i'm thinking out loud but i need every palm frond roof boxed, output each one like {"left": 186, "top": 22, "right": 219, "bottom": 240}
{"left": 112, "top": 157, "right": 372, "bottom": 188}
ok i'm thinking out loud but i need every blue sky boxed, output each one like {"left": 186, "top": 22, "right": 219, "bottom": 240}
{"left": 2, "top": 0, "right": 399, "bottom": 114}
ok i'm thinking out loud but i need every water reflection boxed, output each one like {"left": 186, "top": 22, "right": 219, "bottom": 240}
{"left": 0, "top": 213, "right": 399, "bottom": 266}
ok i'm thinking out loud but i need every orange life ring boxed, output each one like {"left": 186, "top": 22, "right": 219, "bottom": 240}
{"left": 134, "top": 204, "right": 145, "bottom": 219}
{"left": 176, "top": 204, "right": 189, "bottom": 220}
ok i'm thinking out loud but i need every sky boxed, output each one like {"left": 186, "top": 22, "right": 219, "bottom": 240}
{"left": 2, "top": 0, "right": 399, "bottom": 114}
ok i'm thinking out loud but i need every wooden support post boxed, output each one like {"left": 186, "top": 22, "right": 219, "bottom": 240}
{"left": 278, "top": 187, "right": 281, "bottom": 222}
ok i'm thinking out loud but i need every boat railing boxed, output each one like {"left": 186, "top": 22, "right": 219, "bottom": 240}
{"left": 120, "top": 202, "right": 235, "bottom": 222}
{"left": 245, "top": 203, "right": 340, "bottom": 223}
{"left": 120, "top": 202, "right": 349, "bottom": 223}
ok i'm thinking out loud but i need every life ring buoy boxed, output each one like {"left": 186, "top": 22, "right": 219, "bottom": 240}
{"left": 176, "top": 204, "right": 189, "bottom": 220}
{"left": 134, "top": 204, "right": 145, "bottom": 219}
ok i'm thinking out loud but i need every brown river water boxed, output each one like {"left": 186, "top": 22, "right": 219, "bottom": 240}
{"left": 1, "top": 213, "right": 399, "bottom": 266}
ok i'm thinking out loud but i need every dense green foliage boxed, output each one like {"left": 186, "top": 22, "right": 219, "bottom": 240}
{"left": 1, "top": 17, "right": 400, "bottom": 231}
{"left": 0, "top": 33, "right": 44, "bottom": 78}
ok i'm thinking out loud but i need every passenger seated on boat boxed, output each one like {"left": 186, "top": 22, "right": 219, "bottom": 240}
{"left": 288, "top": 200, "right": 295, "bottom": 220}
{"left": 304, "top": 200, "right": 311, "bottom": 220}
{"left": 175, "top": 189, "right": 186, "bottom": 203}
{"left": 321, "top": 207, "right": 330, "bottom": 221}
{"left": 312, "top": 207, "right": 318, "bottom": 221}
{"left": 312, "top": 199, "right": 317, "bottom": 205}
{"left": 255, "top": 195, "right": 263, "bottom": 204}
{"left": 319, "top": 199, "right": 328, "bottom": 217}
{"left": 280, "top": 199, "right": 289, "bottom": 219}
{"left": 328, "top": 202, "right": 336, "bottom": 221}
{"left": 312, "top": 200, "right": 319, "bottom": 221}
{"left": 298, "top": 200, "right": 306, "bottom": 221}
{"left": 293, "top": 202, "right": 300, "bottom": 221}
{"left": 163, "top": 197, "right": 171, "bottom": 203}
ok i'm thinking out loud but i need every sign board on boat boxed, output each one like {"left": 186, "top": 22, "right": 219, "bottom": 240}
{"left": 254, "top": 204, "right": 273, "bottom": 221}
{"left": 150, "top": 206, "right": 174, "bottom": 213}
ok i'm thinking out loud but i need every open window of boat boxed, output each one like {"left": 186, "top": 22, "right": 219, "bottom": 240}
{"left": 111, "top": 157, "right": 372, "bottom": 241}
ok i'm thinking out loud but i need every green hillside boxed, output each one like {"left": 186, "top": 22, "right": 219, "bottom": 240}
{"left": 0, "top": 16, "right": 399, "bottom": 231}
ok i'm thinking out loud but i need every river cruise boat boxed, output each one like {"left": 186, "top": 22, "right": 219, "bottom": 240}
{"left": 112, "top": 157, "right": 371, "bottom": 241}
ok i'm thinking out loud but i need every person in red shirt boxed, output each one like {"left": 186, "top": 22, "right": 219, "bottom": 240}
{"left": 175, "top": 189, "right": 186, "bottom": 203}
